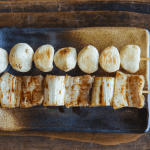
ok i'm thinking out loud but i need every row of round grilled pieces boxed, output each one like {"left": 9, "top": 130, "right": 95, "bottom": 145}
{"left": 0, "top": 43, "right": 140, "bottom": 74}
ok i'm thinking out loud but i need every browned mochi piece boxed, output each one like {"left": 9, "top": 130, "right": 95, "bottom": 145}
{"left": 126, "top": 75, "right": 145, "bottom": 108}
{"left": 65, "top": 75, "right": 94, "bottom": 108}
{"left": 20, "top": 75, "right": 44, "bottom": 108}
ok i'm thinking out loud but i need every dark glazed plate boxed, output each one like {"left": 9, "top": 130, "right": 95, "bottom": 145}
{"left": 0, "top": 27, "right": 149, "bottom": 133}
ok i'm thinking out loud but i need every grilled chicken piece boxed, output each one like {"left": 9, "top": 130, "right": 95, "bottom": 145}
{"left": 43, "top": 75, "right": 65, "bottom": 106}
{"left": 126, "top": 74, "right": 145, "bottom": 108}
{"left": 65, "top": 75, "right": 94, "bottom": 108}
{"left": 91, "top": 77, "right": 115, "bottom": 106}
{"left": 0, "top": 72, "right": 23, "bottom": 108}
{"left": 113, "top": 71, "right": 145, "bottom": 109}
{"left": 20, "top": 75, "right": 44, "bottom": 108}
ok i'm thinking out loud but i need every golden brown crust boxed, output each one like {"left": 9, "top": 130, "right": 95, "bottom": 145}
{"left": 34, "top": 45, "right": 54, "bottom": 72}
{"left": 99, "top": 46, "right": 120, "bottom": 73}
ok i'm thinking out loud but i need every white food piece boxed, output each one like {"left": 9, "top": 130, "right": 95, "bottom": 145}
{"left": 120, "top": 45, "right": 141, "bottom": 73}
{"left": 113, "top": 71, "right": 128, "bottom": 109}
{"left": 0, "top": 72, "right": 22, "bottom": 108}
{"left": 65, "top": 75, "right": 94, "bottom": 108}
{"left": 20, "top": 75, "right": 44, "bottom": 108}
{"left": 99, "top": 46, "right": 120, "bottom": 73}
{"left": 54, "top": 47, "right": 77, "bottom": 72}
{"left": 126, "top": 74, "right": 145, "bottom": 108}
{"left": 34, "top": 45, "right": 54, "bottom": 72}
{"left": 65, "top": 75, "right": 80, "bottom": 107}
{"left": 0, "top": 78, "right": 1, "bottom": 104}
{"left": 43, "top": 75, "right": 65, "bottom": 106}
{"left": 9, "top": 43, "right": 34, "bottom": 72}
{"left": 78, "top": 75, "right": 94, "bottom": 106}
{"left": 113, "top": 71, "right": 145, "bottom": 109}
{"left": 78, "top": 45, "right": 99, "bottom": 73}
{"left": 0, "top": 48, "right": 8, "bottom": 73}
{"left": 91, "top": 77, "right": 115, "bottom": 106}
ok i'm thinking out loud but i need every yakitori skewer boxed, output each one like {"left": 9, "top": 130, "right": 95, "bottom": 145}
{"left": 0, "top": 71, "right": 148, "bottom": 109}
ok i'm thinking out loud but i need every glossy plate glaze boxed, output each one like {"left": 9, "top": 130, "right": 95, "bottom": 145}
{"left": 0, "top": 27, "right": 149, "bottom": 133}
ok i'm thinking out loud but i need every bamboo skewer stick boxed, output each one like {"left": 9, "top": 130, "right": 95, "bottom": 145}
{"left": 142, "top": 91, "right": 150, "bottom": 93}
{"left": 140, "top": 58, "right": 150, "bottom": 93}
{"left": 140, "top": 58, "right": 150, "bottom": 61}
{"left": 139, "top": 57, "right": 150, "bottom": 93}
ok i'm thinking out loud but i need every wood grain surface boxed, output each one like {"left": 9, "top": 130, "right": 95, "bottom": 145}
{"left": 0, "top": 0, "right": 150, "bottom": 149}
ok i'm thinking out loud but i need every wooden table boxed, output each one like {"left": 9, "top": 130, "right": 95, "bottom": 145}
{"left": 0, "top": 0, "right": 150, "bottom": 149}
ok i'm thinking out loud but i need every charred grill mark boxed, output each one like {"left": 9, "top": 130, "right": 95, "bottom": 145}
{"left": 99, "top": 84, "right": 103, "bottom": 105}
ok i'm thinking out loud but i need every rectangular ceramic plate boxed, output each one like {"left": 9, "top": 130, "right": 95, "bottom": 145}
{"left": 0, "top": 27, "right": 149, "bottom": 133}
